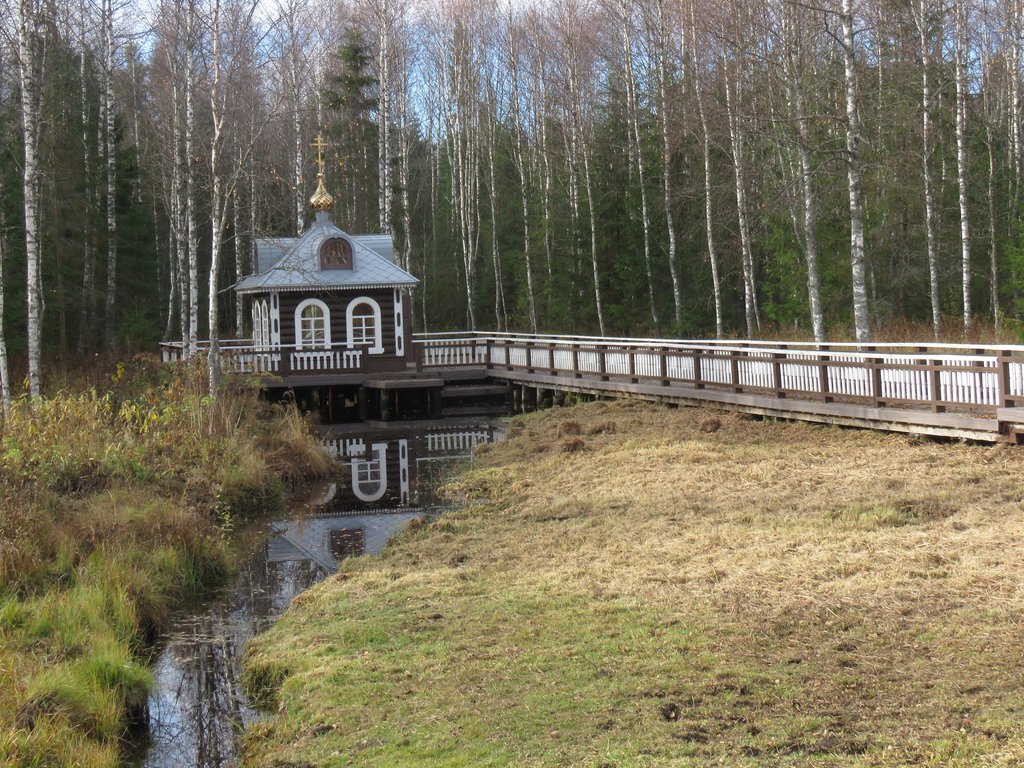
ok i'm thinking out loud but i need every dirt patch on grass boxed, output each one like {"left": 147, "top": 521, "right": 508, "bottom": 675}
{"left": 244, "top": 401, "right": 1024, "bottom": 767}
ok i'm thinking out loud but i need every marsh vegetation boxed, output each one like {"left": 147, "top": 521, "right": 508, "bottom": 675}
{"left": 0, "top": 357, "right": 329, "bottom": 766}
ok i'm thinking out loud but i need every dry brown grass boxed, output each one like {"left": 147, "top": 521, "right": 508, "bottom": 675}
{"left": 244, "top": 400, "right": 1024, "bottom": 766}
{"left": 463, "top": 402, "right": 1024, "bottom": 758}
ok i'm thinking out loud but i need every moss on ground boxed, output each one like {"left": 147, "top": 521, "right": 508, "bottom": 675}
{"left": 243, "top": 400, "right": 1024, "bottom": 767}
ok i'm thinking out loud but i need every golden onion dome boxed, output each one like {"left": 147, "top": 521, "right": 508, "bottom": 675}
{"left": 309, "top": 175, "right": 334, "bottom": 212}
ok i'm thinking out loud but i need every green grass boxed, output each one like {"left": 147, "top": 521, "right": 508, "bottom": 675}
{"left": 242, "top": 400, "right": 1024, "bottom": 767}
{"left": 0, "top": 355, "right": 331, "bottom": 767}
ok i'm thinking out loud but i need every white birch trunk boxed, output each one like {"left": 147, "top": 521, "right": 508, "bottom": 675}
{"left": 507, "top": 15, "right": 538, "bottom": 332}
{"left": 656, "top": 0, "right": 681, "bottom": 328}
{"left": 915, "top": 0, "right": 941, "bottom": 338}
{"left": 784, "top": 7, "right": 825, "bottom": 342}
{"left": 954, "top": 0, "right": 972, "bottom": 331}
{"left": 0, "top": 200, "right": 10, "bottom": 416}
{"left": 690, "top": 5, "right": 723, "bottom": 338}
{"left": 1012, "top": 0, "right": 1022, "bottom": 205}
{"left": 377, "top": 0, "right": 392, "bottom": 232}
{"left": 185, "top": 0, "right": 198, "bottom": 357}
{"left": 988, "top": 118, "right": 1000, "bottom": 328}
{"left": 485, "top": 107, "right": 506, "bottom": 330}
{"left": 208, "top": 0, "right": 224, "bottom": 393}
{"left": 582, "top": 146, "right": 605, "bottom": 335}
{"left": 103, "top": 0, "right": 118, "bottom": 348}
{"left": 233, "top": 180, "right": 244, "bottom": 336}
{"left": 840, "top": 0, "right": 870, "bottom": 343}
{"left": 395, "top": 40, "right": 413, "bottom": 272}
{"left": 18, "top": 0, "right": 42, "bottom": 398}
{"left": 724, "top": 67, "right": 759, "bottom": 337}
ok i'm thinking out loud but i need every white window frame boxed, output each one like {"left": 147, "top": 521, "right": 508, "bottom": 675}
{"left": 295, "top": 298, "right": 332, "bottom": 349}
{"left": 252, "top": 302, "right": 262, "bottom": 348}
{"left": 260, "top": 300, "right": 270, "bottom": 349}
{"left": 345, "top": 297, "right": 384, "bottom": 354}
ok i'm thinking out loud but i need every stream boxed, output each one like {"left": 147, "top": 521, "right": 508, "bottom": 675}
{"left": 129, "top": 420, "right": 503, "bottom": 767}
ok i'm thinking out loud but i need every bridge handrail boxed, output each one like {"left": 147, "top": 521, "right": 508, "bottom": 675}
{"left": 411, "top": 333, "right": 1019, "bottom": 365}
{"left": 412, "top": 330, "right": 1024, "bottom": 356}
{"left": 412, "top": 332, "right": 1024, "bottom": 413}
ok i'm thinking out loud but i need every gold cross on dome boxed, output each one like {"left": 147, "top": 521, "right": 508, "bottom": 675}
{"left": 311, "top": 133, "right": 329, "bottom": 177}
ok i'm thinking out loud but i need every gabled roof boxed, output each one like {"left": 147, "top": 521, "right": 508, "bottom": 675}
{"left": 237, "top": 212, "right": 418, "bottom": 295}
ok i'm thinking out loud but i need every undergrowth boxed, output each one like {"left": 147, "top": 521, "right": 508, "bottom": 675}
{"left": 0, "top": 354, "right": 330, "bottom": 767}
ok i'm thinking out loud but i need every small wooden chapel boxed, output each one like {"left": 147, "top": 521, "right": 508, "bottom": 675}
{"left": 234, "top": 134, "right": 419, "bottom": 377}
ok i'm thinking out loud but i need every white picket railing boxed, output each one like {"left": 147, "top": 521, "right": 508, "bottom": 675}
{"left": 414, "top": 332, "right": 1024, "bottom": 414}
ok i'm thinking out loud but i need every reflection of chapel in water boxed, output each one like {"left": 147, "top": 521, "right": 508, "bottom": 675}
{"left": 266, "top": 425, "right": 500, "bottom": 570}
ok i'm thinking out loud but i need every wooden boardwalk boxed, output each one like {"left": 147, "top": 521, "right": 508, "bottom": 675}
{"left": 415, "top": 332, "right": 1024, "bottom": 443}
{"left": 161, "top": 332, "right": 1024, "bottom": 442}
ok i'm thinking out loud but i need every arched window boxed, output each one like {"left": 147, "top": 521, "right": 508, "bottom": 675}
{"left": 346, "top": 297, "right": 383, "bottom": 354}
{"left": 252, "top": 303, "right": 261, "bottom": 347}
{"left": 295, "top": 299, "right": 331, "bottom": 349}
{"left": 252, "top": 300, "right": 270, "bottom": 349}
{"left": 260, "top": 300, "right": 270, "bottom": 348}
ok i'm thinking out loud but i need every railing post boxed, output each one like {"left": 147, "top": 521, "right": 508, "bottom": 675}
{"left": 929, "top": 360, "right": 945, "bottom": 413}
{"left": 628, "top": 347, "right": 636, "bottom": 382}
{"left": 818, "top": 345, "right": 832, "bottom": 403}
{"left": 571, "top": 344, "right": 580, "bottom": 378}
{"left": 526, "top": 340, "right": 535, "bottom": 374}
{"left": 772, "top": 352, "right": 785, "bottom": 398}
{"left": 868, "top": 346, "right": 884, "bottom": 407}
{"left": 599, "top": 347, "right": 608, "bottom": 381}
{"left": 731, "top": 350, "right": 741, "bottom": 393}
{"left": 694, "top": 350, "right": 704, "bottom": 389}
{"left": 659, "top": 347, "right": 668, "bottom": 385}
{"left": 998, "top": 350, "right": 1012, "bottom": 408}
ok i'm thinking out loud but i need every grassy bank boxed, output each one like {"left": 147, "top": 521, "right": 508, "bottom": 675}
{"left": 243, "top": 400, "right": 1024, "bottom": 767}
{"left": 0, "top": 356, "right": 330, "bottom": 766}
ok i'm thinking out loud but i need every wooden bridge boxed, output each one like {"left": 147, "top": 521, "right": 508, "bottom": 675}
{"left": 160, "top": 332, "right": 1024, "bottom": 443}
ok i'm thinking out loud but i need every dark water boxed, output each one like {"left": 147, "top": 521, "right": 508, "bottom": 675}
{"left": 132, "top": 420, "right": 503, "bottom": 768}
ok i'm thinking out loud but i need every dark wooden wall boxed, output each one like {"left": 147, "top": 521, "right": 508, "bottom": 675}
{"left": 256, "top": 289, "right": 404, "bottom": 355}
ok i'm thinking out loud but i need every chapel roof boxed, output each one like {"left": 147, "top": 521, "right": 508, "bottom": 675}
{"left": 236, "top": 212, "right": 418, "bottom": 295}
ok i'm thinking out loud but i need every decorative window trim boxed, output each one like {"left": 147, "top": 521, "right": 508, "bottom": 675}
{"left": 346, "top": 297, "right": 384, "bottom": 354}
{"left": 393, "top": 288, "right": 405, "bottom": 357}
{"left": 269, "top": 292, "right": 281, "bottom": 346}
{"left": 295, "top": 298, "right": 332, "bottom": 349}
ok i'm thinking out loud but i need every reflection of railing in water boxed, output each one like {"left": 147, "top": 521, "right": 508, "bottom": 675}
{"left": 425, "top": 429, "right": 496, "bottom": 453}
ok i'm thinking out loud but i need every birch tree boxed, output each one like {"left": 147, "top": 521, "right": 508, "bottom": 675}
{"left": 653, "top": 0, "right": 681, "bottom": 327}
{"left": 954, "top": 0, "right": 972, "bottom": 331}
{"left": 17, "top": 0, "right": 43, "bottom": 398}
{"left": 839, "top": 0, "right": 870, "bottom": 343}
{"left": 102, "top": 0, "right": 118, "bottom": 348}
{"left": 690, "top": 0, "right": 723, "bottom": 338}
{"left": 913, "top": 0, "right": 941, "bottom": 338}
{"left": 506, "top": 6, "right": 538, "bottom": 331}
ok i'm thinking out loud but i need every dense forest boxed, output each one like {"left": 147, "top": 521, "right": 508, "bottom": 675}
{"left": 2, "top": 0, "right": 1024, "bottom": 401}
